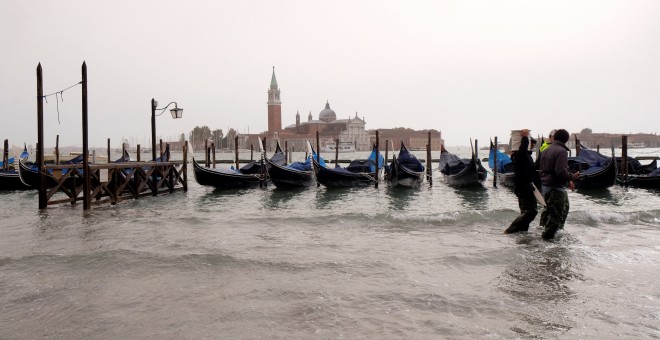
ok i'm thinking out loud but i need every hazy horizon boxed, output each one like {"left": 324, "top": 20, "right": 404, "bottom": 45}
{"left": 2, "top": 1, "right": 659, "bottom": 149}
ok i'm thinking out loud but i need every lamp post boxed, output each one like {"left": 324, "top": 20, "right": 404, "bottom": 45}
{"left": 151, "top": 98, "right": 183, "bottom": 161}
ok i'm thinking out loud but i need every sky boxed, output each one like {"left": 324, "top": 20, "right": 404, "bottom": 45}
{"left": 1, "top": 0, "right": 659, "bottom": 149}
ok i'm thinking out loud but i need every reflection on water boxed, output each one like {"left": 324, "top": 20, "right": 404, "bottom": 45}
{"left": 314, "top": 186, "right": 359, "bottom": 209}
{"left": 576, "top": 186, "right": 619, "bottom": 205}
{"left": 454, "top": 185, "right": 489, "bottom": 210}
{"left": 265, "top": 187, "right": 309, "bottom": 209}
{"left": 385, "top": 186, "right": 416, "bottom": 211}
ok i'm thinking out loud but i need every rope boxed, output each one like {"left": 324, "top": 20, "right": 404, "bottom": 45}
{"left": 42, "top": 81, "right": 82, "bottom": 124}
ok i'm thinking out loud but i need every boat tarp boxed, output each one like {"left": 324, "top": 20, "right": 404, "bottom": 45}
{"left": 239, "top": 161, "right": 263, "bottom": 174}
{"left": 288, "top": 156, "right": 314, "bottom": 171}
{"left": 397, "top": 145, "right": 424, "bottom": 172}
{"left": 648, "top": 167, "right": 660, "bottom": 176}
{"left": 570, "top": 148, "right": 612, "bottom": 176}
{"left": 308, "top": 153, "right": 328, "bottom": 169}
{"left": 439, "top": 152, "right": 469, "bottom": 175}
{"left": 269, "top": 150, "right": 286, "bottom": 166}
{"left": 367, "top": 147, "right": 385, "bottom": 170}
{"left": 0, "top": 157, "right": 15, "bottom": 167}
{"left": 489, "top": 148, "right": 512, "bottom": 173}
{"left": 617, "top": 157, "right": 657, "bottom": 175}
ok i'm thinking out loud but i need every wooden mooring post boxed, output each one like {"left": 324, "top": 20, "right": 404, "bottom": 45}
{"left": 334, "top": 138, "right": 339, "bottom": 167}
{"left": 2, "top": 139, "right": 7, "bottom": 171}
{"left": 212, "top": 142, "right": 216, "bottom": 168}
{"left": 622, "top": 135, "right": 628, "bottom": 183}
{"left": 493, "top": 136, "right": 498, "bottom": 188}
{"left": 316, "top": 131, "right": 321, "bottom": 187}
{"left": 261, "top": 137, "right": 266, "bottom": 188}
{"left": 55, "top": 135, "right": 60, "bottom": 165}
{"left": 34, "top": 62, "right": 187, "bottom": 211}
{"left": 82, "top": 62, "right": 91, "bottom": 210}
{"left": 374, "top": 130, "right": 379, "bottom": 188}
{"left": 384, "top": 139, "right": 389, "bottom": 165}
{"left": 37, "top": 63, "right": 46, "bottom": 209}
{"left": 234, "top": 136, "right": 239, "bottom": 169}
{"left": 107, "top": 138, "right": 111, "bottom": 163}
{"left": 204, "top": 139, "right": 209, "bottom": 167}
{"left": 136, "top": 145, "right": 141, "bottom": 162}
{"left": 426, "top": 131, "right": 432, "bottom": 186}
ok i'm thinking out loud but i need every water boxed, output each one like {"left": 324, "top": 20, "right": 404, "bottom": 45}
{"left": 1, "top": 148, "right": 659, "bottom": 339}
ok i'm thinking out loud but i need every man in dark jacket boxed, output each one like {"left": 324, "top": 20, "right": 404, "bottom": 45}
{"left": 504, "top": 129, "right": 538, "bottom": 234}
{"left": 539, "top": 129, "right": 580, "bottom": 240}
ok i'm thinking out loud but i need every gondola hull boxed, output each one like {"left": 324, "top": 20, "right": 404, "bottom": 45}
{"left": 574, "top": 159, "right": 617, "bottom": 190}
{"left": 192, "top": 158, "right": 263, "bottom": 189}
{"left": 385, "top": 143, "right": 425, "bottom": 188}
{"left": 387, "top": 159, "right": 425, "bottom": 188}
{"left": 266, "top": 159, "right": 314, "bottom": 188}
{"left": 314, "top": 162, "right": 378, "bottom": 188}
{"left": 619, "top": 174, "right": 660, "bottom": 189}
{"left": 440, "top": 156, "right": 487, "bottom": 187}
{"left": 18, "top": 159, "right": 81, "bottom": 190}
{"left": 0, "top": 170, "right": 32, "bottom": 190}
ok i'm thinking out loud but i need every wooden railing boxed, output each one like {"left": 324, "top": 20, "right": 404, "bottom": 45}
{"left": 41, "top": 146, "right": 187, "bottom": 208}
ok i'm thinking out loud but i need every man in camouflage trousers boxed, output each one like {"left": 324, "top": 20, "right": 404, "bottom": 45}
{"left": 538, "top": 129, "right": 580, "bottom": 240}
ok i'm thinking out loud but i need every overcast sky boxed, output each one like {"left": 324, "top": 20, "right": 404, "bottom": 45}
{"left": 2, "top": 0, "right": 659, "bottom": 149}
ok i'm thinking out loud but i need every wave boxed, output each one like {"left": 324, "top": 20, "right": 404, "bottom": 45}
{"left": 568, "top": 209, "right": 660, "bottom": 227}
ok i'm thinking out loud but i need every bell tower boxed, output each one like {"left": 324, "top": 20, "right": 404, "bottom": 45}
{"left": 267, "top": 66, "right": 282, "bottom": 132}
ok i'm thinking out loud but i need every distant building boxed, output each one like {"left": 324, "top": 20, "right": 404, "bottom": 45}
{"left": 239, "top": 68, "right": 444, "bottom": 152}
{"left": 569, "top": 129, "right": 660, "bottom": 149}
{"left": 267, "top": 67, "right": 282, "bottom": 133}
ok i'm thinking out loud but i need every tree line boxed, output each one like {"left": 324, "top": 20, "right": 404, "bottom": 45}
{"left": 188, "top": 126, "right": 238, "bottom": 150}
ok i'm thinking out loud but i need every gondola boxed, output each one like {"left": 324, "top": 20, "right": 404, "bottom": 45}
{"left": 616, "top": 157, "right": 660, "bottom": 189}
{"left": 18, "top": 153, "right": 84, "bottom": 190}
{"left": 439, "top": 144, "right": 487, "bottom": 187}
{"left": 192, "top": 158, "right": 265, "bottom": 189}
{"left": 384, "top": 142, "right": 425, "bottom": 187}
{"left": 313, "top": 143, "right": 384, "bottom": 188}
{"left": 0, "top": 168, "right": 29, "bottom": 190}
{"left": 569, "top": 143, "right": 617, "bottom": 190}
{"left": 115, "top": 148, "right": 131, "bottom": 163}
{"left": 619, "top": 168, "right": 660, "bottom": 189}
{"left": 266, "top": 142, "right": 315, "bottom": 188}
{"left": 193, "top": 141, "right": 285, "bottom": 189}
{"left": 0, "top": 145, "right": 31, "bottom": 190}
{"left": 13, "top": 147, "right": 131, "bottom": 192}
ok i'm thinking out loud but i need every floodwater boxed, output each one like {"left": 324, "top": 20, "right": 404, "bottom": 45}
{"left": 1, "top": 147, "right": 659, "bottom": 339}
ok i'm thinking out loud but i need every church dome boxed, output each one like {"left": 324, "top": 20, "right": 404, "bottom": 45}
{"left": 319, "top": 101, "right": 336, "bottom": 122}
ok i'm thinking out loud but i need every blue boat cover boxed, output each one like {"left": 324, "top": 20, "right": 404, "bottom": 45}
{"left": 570, "top": 147, "right": 612, "bottom": 176}
{"left": 366, "top": 147, "right": 385, "bottom": 171}
{"left": 489, "top": 147, "right": 512, "bottom": 173}
{"left": 0, "top": 157, "right": 15, "bottom": 167}
{"left": 288, "top": 156, "right": 314, "bottom": 171}
{"left": 20, "top": 144, "right": 29, "bottom": 159}
{"left": 309, "top": 152, "right": 328, "bottom": 168}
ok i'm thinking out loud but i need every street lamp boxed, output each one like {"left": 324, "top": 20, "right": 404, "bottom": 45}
{"left": 151, "top": 98, "right": 183, "bottom": 161}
